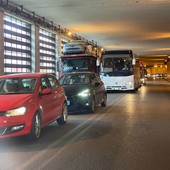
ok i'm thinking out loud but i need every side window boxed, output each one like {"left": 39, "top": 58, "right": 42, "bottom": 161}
{"left": 92, "top": 73, "right": 101, "bottom": 86}
{"left": 48, "top": 76, "right": 59, "bottom": 90}
{"left": 95, "top": 74, "right": 102, "bottom": 82}
{"left": 91, "top": 74, "right": 97, "bottom": 86}
{"left": 58, "top": 76, "right": 65, "bottom": 85}
{"left": 92, "top": 74, "right": 97, "bottom": 81}
{"left": 40, "top": 77, "right": 51, "bottom": 90}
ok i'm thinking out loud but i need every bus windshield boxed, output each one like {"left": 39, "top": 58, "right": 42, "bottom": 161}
{"left": 101, "top": 57, "right": 133, "bottom": 76}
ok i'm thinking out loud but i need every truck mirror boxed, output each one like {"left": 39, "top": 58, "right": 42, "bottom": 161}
{"left": 96, "top": 59, "right": 100, "bottom": 66}
{"left": 132, "top": 58, "right": 136, "bottom": 65}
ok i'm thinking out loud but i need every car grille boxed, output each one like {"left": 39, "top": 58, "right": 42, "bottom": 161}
{"left": 0, "top": 125, "right": 24, "bottom": 136}
{"left": 0, "top": 112, "right": 6, "bottom": 116}
{"left": 67, "top": 96, "right": 90, "bottom": 112}
{"left": 106, "top": 86, "right": 127, "bottom": 90}
{"left": 0, "top": 127, "right": 7, "bottom": 135}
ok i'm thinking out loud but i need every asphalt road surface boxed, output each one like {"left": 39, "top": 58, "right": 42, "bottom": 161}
{"left": 0, "top": 78, "right": 170, "bottom": 170}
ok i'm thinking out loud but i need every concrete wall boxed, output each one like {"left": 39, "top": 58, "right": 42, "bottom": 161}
{"left": 0, "top": 10, "right": 4, "bottom": 75}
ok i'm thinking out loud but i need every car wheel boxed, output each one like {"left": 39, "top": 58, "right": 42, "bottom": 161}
{"left": 29, "top": 112, "right": 41, "bottom": 141}
{"left": 101, "top": 94, "right": 107, "bottom": 107}
{"left": 57, "top": 103, "right": 68, "bottom": 125}
{"left": 90, "top": 98, "right": 95, "bottom": 113}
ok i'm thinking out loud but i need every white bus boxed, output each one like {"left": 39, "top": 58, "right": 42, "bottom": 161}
{"left": 100, "top": 50, "right": 140, "bottom": 91}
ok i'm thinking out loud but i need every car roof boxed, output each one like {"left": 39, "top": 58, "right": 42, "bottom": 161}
{"left": 61, "top": 71, "right": 96, "bottom": 76}
{"left": 60, "top": 54, "right": 96, "bottom": 58}
{"left": 0, "top": 73, "right": 55, "bottom": 79}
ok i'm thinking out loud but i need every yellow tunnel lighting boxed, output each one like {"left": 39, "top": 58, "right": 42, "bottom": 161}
{"left": 68, "top": 32, "right": 72, "bottom": 36}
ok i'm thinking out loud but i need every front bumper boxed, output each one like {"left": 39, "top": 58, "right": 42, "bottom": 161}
{"left": 67, "top": 96, "right": 92, "bottom": 113}
{"left": 0, "top": 114, "right": 32, "bottom": 138}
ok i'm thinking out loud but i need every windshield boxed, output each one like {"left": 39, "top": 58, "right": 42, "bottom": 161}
{"left": 61, "top": 58, "right": 90, "bottom": 73}
{"left": 59, "top": 74, "right": 92, "bottom": 86}
{"left": 0, "top": 78, "right": 37, "bottom": 95}
{"left": 101, "top": 57, "right": 133, "bottom": 76}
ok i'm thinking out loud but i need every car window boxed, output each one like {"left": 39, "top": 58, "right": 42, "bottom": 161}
{"left": 90, "top": 74, "right": 97, "bottom": 86}
{"left": 58, "top": 76, "right": 65, "bottom": 85}
{"left": 59, "top": 75, "right": 72, "bottom": 85}
{"left": 95, "top": 73, "right": 102, "bottom": 82}
{"left": 28, "top": 78, "right": 37, "bottom": 90}
{"left": 0, "top": 78, "right": 38, "bottom": 94}
{"left": 60, "top": 74, "right": 93, "bottom": 85}
{"left": 40, "top": 77, "right": 51, "bottom": 90}
{"left": 48, "top": 76, "right": 59, "bottom": 89}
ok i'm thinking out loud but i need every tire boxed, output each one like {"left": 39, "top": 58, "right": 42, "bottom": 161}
{"left": 28, "top": 112, "right": 41, "bottom": 141}
{"left": 134, "top": 88, "right": 138, "bottom": 92}
{"left": 57, "top": 103, "right": 68, "bottom": 125}
{"left": 90, "top": 98, "right": 95, "bottom": 113}
{"left": 101, "top": 94, "right": 107, "bottom": 107}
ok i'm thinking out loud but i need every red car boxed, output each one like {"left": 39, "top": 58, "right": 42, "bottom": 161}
{"left": 0, "top": 73, "right": 68, "bottom": 140}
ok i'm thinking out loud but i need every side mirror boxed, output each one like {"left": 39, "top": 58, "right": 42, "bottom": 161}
{"left": 94, "top": 82, "right": 100, "bottom": 86}
{"left": 96, "top": 59, "right": 100, "bottom": 66}
{"left": 132, "top": 58, "right": 136, "bottom": 65}
{"left": 39, "top": 88, "right": 52, "bottom": 96}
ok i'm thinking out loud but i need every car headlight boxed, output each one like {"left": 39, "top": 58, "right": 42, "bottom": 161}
{"left": 6, "top": 106, "right": 26, "bottom": 117}
{"left": 78, "top": 89, "right": 90, "bottom": 97}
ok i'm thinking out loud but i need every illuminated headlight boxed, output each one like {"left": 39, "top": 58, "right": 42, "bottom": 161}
{"left": 6, "top": 107, "right": 26, "bottom": 117}
{"left": 78, "top": 89, "right": 90, "bottom": 97}
{"left": 128, "top": 81, "right": 133, "bottom": 85}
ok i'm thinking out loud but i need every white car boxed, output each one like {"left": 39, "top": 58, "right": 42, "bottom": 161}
{"left": 63, "top": 42, "right": 86, "bottom": 55}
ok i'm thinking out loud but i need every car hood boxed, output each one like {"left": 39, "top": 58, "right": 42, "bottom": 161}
{"left": 62, "top": 85, "right": 91, "bottom": 97}
{"left": 0, "top": 94, "right": 33, "bottom": 111}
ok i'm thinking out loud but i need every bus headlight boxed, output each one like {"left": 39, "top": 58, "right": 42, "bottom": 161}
{"left": 6, "top": 107, "right": 26, "bottom": 117}
{"left": 128, "top": 81, "right": 133, "bottom": 85}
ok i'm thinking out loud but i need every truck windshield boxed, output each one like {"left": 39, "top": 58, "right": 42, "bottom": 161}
{"left": 61, "top": 59, "right": 90, "bottom": 73}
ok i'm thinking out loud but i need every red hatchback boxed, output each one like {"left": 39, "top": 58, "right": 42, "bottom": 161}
{"left": 0, "top": 73, "right": 68, "bottom": 140}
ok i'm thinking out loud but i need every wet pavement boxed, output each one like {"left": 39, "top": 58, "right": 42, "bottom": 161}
{"left": 0, "top": 78, "right": 170, "bottom": 170}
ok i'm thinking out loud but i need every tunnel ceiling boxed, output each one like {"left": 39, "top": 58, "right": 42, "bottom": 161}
{"left": 8, "top": 0, "right": 170, "bottom": 65}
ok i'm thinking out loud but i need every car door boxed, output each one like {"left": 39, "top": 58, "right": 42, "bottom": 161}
{"left": 97, "top": 75, "right": 106, "bottom": 104}
{"left": 39, "top": 76, "right": 57, "bottom": 124}
{"left": 91, "top": 73, "right": 101, "bottom": 105}
{"left": 47, "top": 75, "right": 64, "bottom": 119}
{"left": 93, "top": 73, "right": 105, "bottom": 105}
